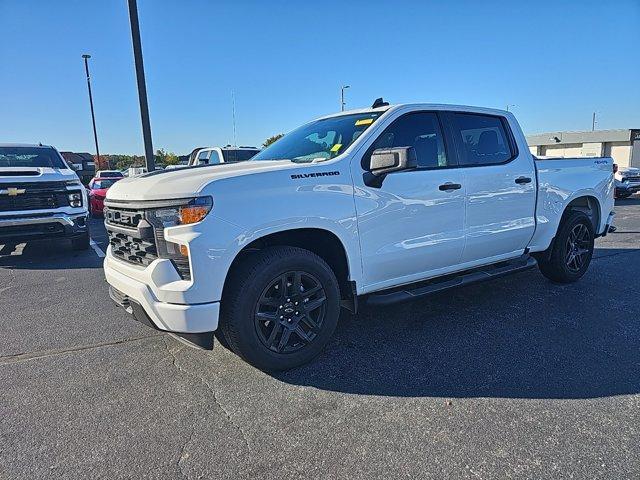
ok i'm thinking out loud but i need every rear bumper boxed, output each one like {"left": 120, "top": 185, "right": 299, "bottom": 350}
{"left": 0, "top": 212, "right": 88, "bottom": 241}
{"left": 104, "top": 255, "right": 219, "bottom": 334}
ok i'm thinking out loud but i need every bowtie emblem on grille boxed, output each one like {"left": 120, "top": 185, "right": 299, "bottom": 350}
{"left": 0, "top": 188, "right": 26, "bottom": 196}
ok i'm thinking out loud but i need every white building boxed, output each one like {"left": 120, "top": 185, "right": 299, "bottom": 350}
{"left": 527, "top": 129, "right": 640, "bottom": 168}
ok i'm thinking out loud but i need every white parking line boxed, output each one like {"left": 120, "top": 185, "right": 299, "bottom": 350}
{"left": 90, "top": 238, "right": 105, "bottom": 258}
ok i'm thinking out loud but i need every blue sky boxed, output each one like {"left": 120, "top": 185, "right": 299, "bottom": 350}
{"left": 1, "top": 0, "right": 638, "bottom": 154}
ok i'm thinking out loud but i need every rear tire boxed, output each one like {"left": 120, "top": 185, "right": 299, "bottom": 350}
{"left": 70, "top": 232, "right": 90, "bottom": 251}
{"left": 220, "top": 246, "right": 340, "bottom": 371}
{"left": 537, "top": 211, "right": 594, "bottom": 283}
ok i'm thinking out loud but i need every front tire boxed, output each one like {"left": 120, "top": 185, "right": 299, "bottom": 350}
{"left": 537, "top": 211, "right": 594, "bottom": 283}
{"left": 221, "top": 246, "right": 340, "bottom": 371}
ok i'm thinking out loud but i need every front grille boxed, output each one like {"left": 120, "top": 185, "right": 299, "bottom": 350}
{"left": 623, "top": 176, "right": 640, "bottom": 183}
{"left": 0, "top": 181, "right": 73, "bottom": 212}
{"left": 0, "top": 222, "right": 64, "bottom": 239}
{"left": 105, "top": 207, "right": 158, "bottom": 267}
{"left": 105, "top": 204, "right": 191, "bottom": 280}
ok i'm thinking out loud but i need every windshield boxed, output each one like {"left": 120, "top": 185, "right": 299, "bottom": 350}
{"left": 252, "top": 112, "right": 383, "bottom": 163}
{"left": 0, "top": 147, "right": 66, "bottom": 168}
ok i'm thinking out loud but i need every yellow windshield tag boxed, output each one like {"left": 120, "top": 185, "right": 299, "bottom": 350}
{"left": 330, "top": 143, "right": 342, "bottom": 153}
{"left": 355, "top": 118, "right": 374, "bottom": 126}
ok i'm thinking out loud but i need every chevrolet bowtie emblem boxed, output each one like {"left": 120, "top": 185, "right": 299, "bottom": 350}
{"left": 1, "top": 188, "right": 26, "bottom": 196}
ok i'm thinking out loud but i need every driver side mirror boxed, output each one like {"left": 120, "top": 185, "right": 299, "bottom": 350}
{"left": 364, "top": 146, "right": 417, "bottom": 187}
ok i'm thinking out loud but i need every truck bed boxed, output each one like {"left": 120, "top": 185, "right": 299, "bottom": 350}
{"left": 527, "top": 156, "right": 615, "bottom": 251}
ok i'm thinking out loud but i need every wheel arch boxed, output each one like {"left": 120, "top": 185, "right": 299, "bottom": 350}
{"left": 563, "top": 194, "right": 601, "bottom": 233}
{"left": 222, "top": 227, "right": 356, "bottom": 308}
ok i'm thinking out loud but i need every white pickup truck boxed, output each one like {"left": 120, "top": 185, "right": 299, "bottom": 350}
{"left": 0, "top": 144, "right": 90, "bottom": 250}
{"left": 104, "top": 102, "right": 615, "bottom": 371}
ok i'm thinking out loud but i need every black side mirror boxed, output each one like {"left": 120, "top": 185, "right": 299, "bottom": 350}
{"left": 364, "top": 146, "right": 417, "bottom": 187}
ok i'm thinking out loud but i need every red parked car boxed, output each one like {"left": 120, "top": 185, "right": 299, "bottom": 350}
{"left": 87, "top": 177, "right": 120, "bottom": 216}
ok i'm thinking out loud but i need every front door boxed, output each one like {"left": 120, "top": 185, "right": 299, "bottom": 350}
{"left": 353, "top": 111, "right": 466, "bottom": 292}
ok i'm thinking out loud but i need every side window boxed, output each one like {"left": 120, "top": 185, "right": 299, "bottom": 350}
{"left": 368, "top": 112, "right": 448, "bottom": 169}
{"left": 450, "top": 113, "right": 514, "bottom": 166}
{"left": 209, "top": 151, "right": 222, "bottom": 164}
{"left": 197, "top": 150, "right": 210, "bottom": 164}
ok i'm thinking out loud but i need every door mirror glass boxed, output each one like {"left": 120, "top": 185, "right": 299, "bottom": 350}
{"left": 370, "top": 146, "right": 417, "bottom": 176}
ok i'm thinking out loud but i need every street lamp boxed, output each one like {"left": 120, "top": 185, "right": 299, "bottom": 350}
{"left": 506, "top": 104, "right": 516, "bottom": 112}
{"left": 82, "top": 54, "right": 100, "bottom": 167}
{"left": 341, "top": 85, "right": 350, "bottom": 112}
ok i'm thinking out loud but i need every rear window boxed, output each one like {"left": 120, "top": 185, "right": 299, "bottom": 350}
{"left": 222, "top": 149, "right": 259, "bottom": 162}
{"left": 0, "top": 147, "right": 66, "bottom": 168}
{"left": 99, "top": 171, "right": 123, "bottom": 178}
{"left": 93, "top": 179, "right": 118, "bottom": 189}
{"left": 449, "top": 113, "right": 514, "bottom": 166}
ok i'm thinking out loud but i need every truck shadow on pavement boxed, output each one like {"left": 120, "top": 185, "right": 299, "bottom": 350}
{"left": 0, "top": 239, "right": 102, "bottom": 270}
{"left": 276, "top": 248, "right": 640, "bottom": 400}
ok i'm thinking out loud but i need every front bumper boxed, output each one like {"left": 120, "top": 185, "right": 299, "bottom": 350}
{"left": 615, "top": 182, "right": 640, "bottom": 196}
{"left": 0, "top": 212, "right": 88, "bottom": 241}
{"left": 104, "top": 253, "right": 219, "bottom": 335}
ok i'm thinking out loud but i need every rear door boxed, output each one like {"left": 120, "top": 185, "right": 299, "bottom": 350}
{"left": 445, "top": 112, "right": 536, "bottom": 263}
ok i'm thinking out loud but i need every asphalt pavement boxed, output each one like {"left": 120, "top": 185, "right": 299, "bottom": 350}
{"left": 1, "top": 201, "right": 639, "bottom": 479}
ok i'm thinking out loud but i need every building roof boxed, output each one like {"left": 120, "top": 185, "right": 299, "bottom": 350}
{"left": 527, "top": 129, "right": 638, "bottom": 146}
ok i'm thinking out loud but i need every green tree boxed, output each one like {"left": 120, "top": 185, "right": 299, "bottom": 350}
{"left": 263, "top": 134, "right": 284, "bottom": 148}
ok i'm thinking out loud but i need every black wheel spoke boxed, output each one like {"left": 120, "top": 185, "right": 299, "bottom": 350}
{"left": 265, "top": 322, "right": 282, "bottom": 349}
{"left": 294, "top": 325, "right": 311, "bottom": 343}
{"left": 300, "top": 313, "right": 320, "bottom": 332}
{"left": 301, "top": 285, "right": 322, "bottom": 299}
{"left": 304, "top": 296, "right": 326, "bottom": 313}
{"left": 277, "top": 328, "right": 292, "bottom": 352}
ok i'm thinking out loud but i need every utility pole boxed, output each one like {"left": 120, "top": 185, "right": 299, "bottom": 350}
{"left": 127, "top": 0, "right": 155, "bottom": 172}
{"left": 81, "top": 54, "right": 100, "bottom": 167}
{"left": 341, "top": 85, "right": 350, "bottom": 111}
{"left": 592, "top": 112, "right": 597, "bottom": 131}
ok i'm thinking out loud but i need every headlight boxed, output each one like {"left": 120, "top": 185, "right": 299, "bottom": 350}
{"left": 145, "top": 197, "right": 213, "bottom": 281}
{"left": 68, "top": 192, "right": 83, "bottom": 207}
{"left": 148, "top": 196, "right": 213, "bottom": 228}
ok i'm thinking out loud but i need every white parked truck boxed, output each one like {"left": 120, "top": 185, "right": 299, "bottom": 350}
{"left": 104, "top": 101, "right": 615, "bottom": 370}
{"left": 0, "top": 144, "right": 89, "bottom": 250}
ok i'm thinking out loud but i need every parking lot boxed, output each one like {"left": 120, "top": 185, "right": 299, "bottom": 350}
{"left": 0, "top": 199, "right": 638, "bottom": 479}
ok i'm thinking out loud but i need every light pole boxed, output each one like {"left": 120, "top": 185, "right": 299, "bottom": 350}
{"left": 592, "top": 112, "right": 597, "bottom": 131}
{"left": 506, "top": 104, "right": 516, "bottom": 112}
{"left": 127, "top": 0, "right": 155, "bottom": 172}
{"left": 82, "top": 54, "right": 100, "bottom": 167}
{"left": 341, "top": 85, "right": 350, "bottom": 111}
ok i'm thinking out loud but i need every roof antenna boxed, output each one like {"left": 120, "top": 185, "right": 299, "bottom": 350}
{"left": 371, "top": 97, "right": 389, "bottom": 109}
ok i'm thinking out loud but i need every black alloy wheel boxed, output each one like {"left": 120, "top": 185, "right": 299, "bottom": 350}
{"left": 254, "top": 271, "right": 327, "bottom": 354}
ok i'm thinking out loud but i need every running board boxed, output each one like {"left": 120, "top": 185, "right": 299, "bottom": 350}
{"left": 366, "top": 255, "right": 537, "bottom": 307}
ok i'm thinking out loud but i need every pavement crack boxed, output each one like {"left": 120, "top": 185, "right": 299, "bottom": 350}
{"left": 161, "top": 337, "right": 252, "bottom": 458}
{"left": 176, "top": 424, "right": 195, "bottom": 479}
{"left": 0, "top": 334, "right": 159, "bottom": 366}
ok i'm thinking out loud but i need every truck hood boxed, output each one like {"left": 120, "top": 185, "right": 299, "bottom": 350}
{"left": 0, "top": 167, "right": 78, "bottom": 183}
{"left": 106, "top": 160, "right": 294, "bottom": 201}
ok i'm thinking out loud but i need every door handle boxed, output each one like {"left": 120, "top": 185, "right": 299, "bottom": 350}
{"left": 439, "top": 182, "right": 462, "bottom": 191}
{"left": 515, "top": 176, "right": 532, "bottom": 184}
